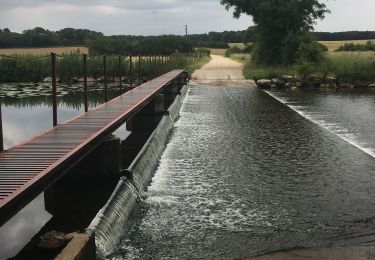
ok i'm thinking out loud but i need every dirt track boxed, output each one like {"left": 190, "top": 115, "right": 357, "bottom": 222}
{"left": 191, "top": 55, "right": 256, "bottom": 86}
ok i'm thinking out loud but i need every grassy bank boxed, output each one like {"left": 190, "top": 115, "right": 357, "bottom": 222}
{"left": 0, "top": 53, "right": 207, "bottom": 83}
{"left": 184, "top": 56, "right": 211, "bottom": 75}
{"left": 236, "top": 52, "right": 375, "bottom": 84}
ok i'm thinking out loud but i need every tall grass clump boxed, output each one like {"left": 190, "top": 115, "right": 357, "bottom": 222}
{"left": 242, "top": 51, "right": 375, "bottom": 84}
{"left": 0, "top": 55, "right": 50, "bottom": 82}
{"left": 329, "top": 54, "right": 375, "bottom": 83}
{"left": 0, "top": 52, "right": 208, "bottom": 83}
{"left": 243, "top": 58, "right": 297, "bottom": 81}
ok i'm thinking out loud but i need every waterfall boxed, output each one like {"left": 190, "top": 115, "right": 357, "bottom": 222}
{"left": 88, "top": 84, "right": 190, "bottom": 259}
{"left": 87, "top": 178, "right": 138, "bottom": 258}
{"left": 129, "top": 115, "right": 175, "bottom": 191}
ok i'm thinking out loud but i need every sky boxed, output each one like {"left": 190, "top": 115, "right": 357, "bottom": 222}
{"left": 0, "top": 0, "right": 374, "bottom": 35}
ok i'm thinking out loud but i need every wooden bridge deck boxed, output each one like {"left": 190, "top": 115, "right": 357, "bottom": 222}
{"left": 0, "top": 69, "right": 186, "bottom": 225}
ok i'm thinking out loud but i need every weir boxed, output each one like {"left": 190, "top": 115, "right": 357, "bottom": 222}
{"left": 0, "top": 71, "right": 188, "bottom": 259}
{"left": 59, "top": 85, "right": 189, "bottom": 259}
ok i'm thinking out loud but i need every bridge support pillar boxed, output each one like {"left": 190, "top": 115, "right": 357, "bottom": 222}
{"left": 163, "top": 78, "right": 186, "bottom": 110}
{"left": 44, "top": 136, "right": 121, "bottom": 218}
{"left": 121, "top": 94, "right": 165, "bottom": 168}
{"left": 126, "top": 94, "right": 165, "bottom": 132}
{"left": 163, "top": 84, "right": 179, "bottom": 110}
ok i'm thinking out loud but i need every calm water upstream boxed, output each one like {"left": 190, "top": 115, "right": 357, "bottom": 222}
{"left": 109, "top": 85, "right": 375, "bottom": 259}
{"left": 0, "top": 84, "right": 126, "bottom": 149}
{"left": 0, "top": 84, "right": 129, "bottom": 259}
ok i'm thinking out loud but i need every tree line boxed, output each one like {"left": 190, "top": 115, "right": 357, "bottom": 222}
{"left": 0, "top": 27, "right": 103, "bottom": 48}
{"left": 1, "top": 26, "right": 375, "bottom": 56}
{"left": 0, "top": 28, "right": 194, "bottom": 55}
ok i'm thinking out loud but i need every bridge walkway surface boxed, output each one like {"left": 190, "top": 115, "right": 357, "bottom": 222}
{"left": 0, "top": 69, "right": 186, "bottom": 225}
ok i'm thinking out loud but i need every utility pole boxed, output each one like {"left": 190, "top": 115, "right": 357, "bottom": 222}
{"left": 184, "top": 25, "right": 188, "bottom": 36}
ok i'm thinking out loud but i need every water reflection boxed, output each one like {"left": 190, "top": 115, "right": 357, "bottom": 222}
{"left": 0, "top": 83, "right": 126, "bottom": 149}
{"left": 0, "top": 193, "right": 52, "bottom": 260}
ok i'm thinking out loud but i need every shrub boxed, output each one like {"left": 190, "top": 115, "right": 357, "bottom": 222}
{"left": 335, "top": 41, "right": 375, "bottom": 52}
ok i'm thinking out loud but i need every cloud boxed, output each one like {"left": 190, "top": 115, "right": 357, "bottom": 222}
{"left": 0, "top": 0, "right": 374, "bottom": 35}
{"left": 0, "top": 0, "right": 253, "bottom": 35}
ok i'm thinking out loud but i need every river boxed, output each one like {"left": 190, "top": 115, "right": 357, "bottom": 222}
{"left": 108, "top": 85, "right": 375, "bottom": 259}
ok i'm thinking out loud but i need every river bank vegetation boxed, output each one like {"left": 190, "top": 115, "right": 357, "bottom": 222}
{"left": 220, "top": 0, "right": 375, "bottom": 87}
{"left": 238, "top": 53, "right": 375, "bottom": 85}
{"left": 336, "top": 41, "right": 375, "bottom": 52}
{"left": 0, "top": 52, "right": 209, "bottom": 83}
{"left": 2, "top": 27, "right": 375, "bottom": 49}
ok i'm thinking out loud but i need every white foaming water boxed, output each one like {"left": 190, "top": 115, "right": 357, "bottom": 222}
{"left": 90, "top": 86, "right": 189, "bottom": 258}
{"left": 88, "top": 179, "right": 138, "bottom": 258}
{"left": 131, "top": 115, "right": 175, "bottom": 191}
{"left": 265, "top": 91, "right": 375, "bottom": 159}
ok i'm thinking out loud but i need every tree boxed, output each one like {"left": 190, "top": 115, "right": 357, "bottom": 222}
{"left": 220, "top": 0, "right": 330, "bottom": 65}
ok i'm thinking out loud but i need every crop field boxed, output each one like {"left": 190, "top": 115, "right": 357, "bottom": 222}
{"left": 228, "top": 43, "right": 246, "bottom": 49}
{"left": 320, "top": 39, "right": 375, "bottom": 52}
{"left": 210, "top": 48, "right": 227, "bottom": 56}
{"left": 228, "top": 40, "right": 375, "bottom": 53}
{"left": 0, "top": 46, "right": 89, "bottom": 55}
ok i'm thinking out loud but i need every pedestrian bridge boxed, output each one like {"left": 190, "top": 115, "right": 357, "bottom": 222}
{"left": 0, "top": 70, "right": 187, "bottom": 225}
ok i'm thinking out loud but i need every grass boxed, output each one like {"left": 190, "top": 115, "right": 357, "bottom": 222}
{"left": 329, "top": 54, "right": 375, "bottom": 82}
{"left": 0, "top": 53, "right": 208, "bottom": 83}
{"left": 184, "top": 56, "right": 211, "bottom": 75}
{"left": 228, "top": 53, "right": 251, "bottom": 63}
{"left": 0, "top": 46, "right": 89, "bottom": 55}
{"left": 232, "top": 52, "right": 375, "bottom": 83}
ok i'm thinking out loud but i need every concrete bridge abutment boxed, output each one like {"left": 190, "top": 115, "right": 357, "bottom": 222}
{"left": 121, "top": 94, "right": 165, "bottom": 168}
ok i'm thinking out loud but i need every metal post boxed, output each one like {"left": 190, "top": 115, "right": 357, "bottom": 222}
{"left": 0, "top": 104, "right": 3, "bottom": 152}
{"left": 83, "top": 54, "right": 88, "bottom": 112}
{"left": 129, "top": 55, "right": 133, "bottom": 88}
{"left": 149, "top": 55, "right": 152, "bottom": 80}
{"left": 118, "top": 55, "right": 122, "bottom": 93}
{"left": 138, "top": 55, "right": 141, "bottom": 85}
{"left": 103, "top": 54, "right": 108, "bottom": 102}
{"left": 51, "top": 52, "right": 57, "bottom": 127}
{"left": 156, "top": 56, "right": 159, "bottom": 76}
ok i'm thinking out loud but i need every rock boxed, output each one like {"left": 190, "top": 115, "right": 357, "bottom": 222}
{"left": 271, "top": 78, "right": 284, "bottom": 87}
{"left": 338, "top": 82, "right": 353, "bottom": 89}
{"left": 320, "top": 83, "right": 336, "bottom": 89}
{"left": 39, "top": 231, "right": 78, "bottom": 249}
{"left": 308, "top": 75, "right": 324, "bottom": 86}
{"left": 256, "top": 79, "right": 272, "bottom": 88}
{"left": 296, "top": 82, "right": 302, "bottom": 88}
{"left": 270, "top": 83, "right": 278, "bottom": 88}
{"left": 368, "top": 83, "right": 375, "bottom": 88}
{"left": 285, "top": 82, "right": 296, "bottom": 88}
{"left": 354, "top": 81, "right": 369, "bottom": 88}
{"left": 308, "top": 75, "right": 323, "bottom": 84}
{"left": 326, "top": 76, "right": 337, "bottom": 83}
{"left": 280, "top": 75, "right": 294, "bottom": 82}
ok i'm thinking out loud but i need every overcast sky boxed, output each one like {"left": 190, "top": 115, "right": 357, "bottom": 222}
{"left": 0, "top": 0, "right": 374, "bottom": 35}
